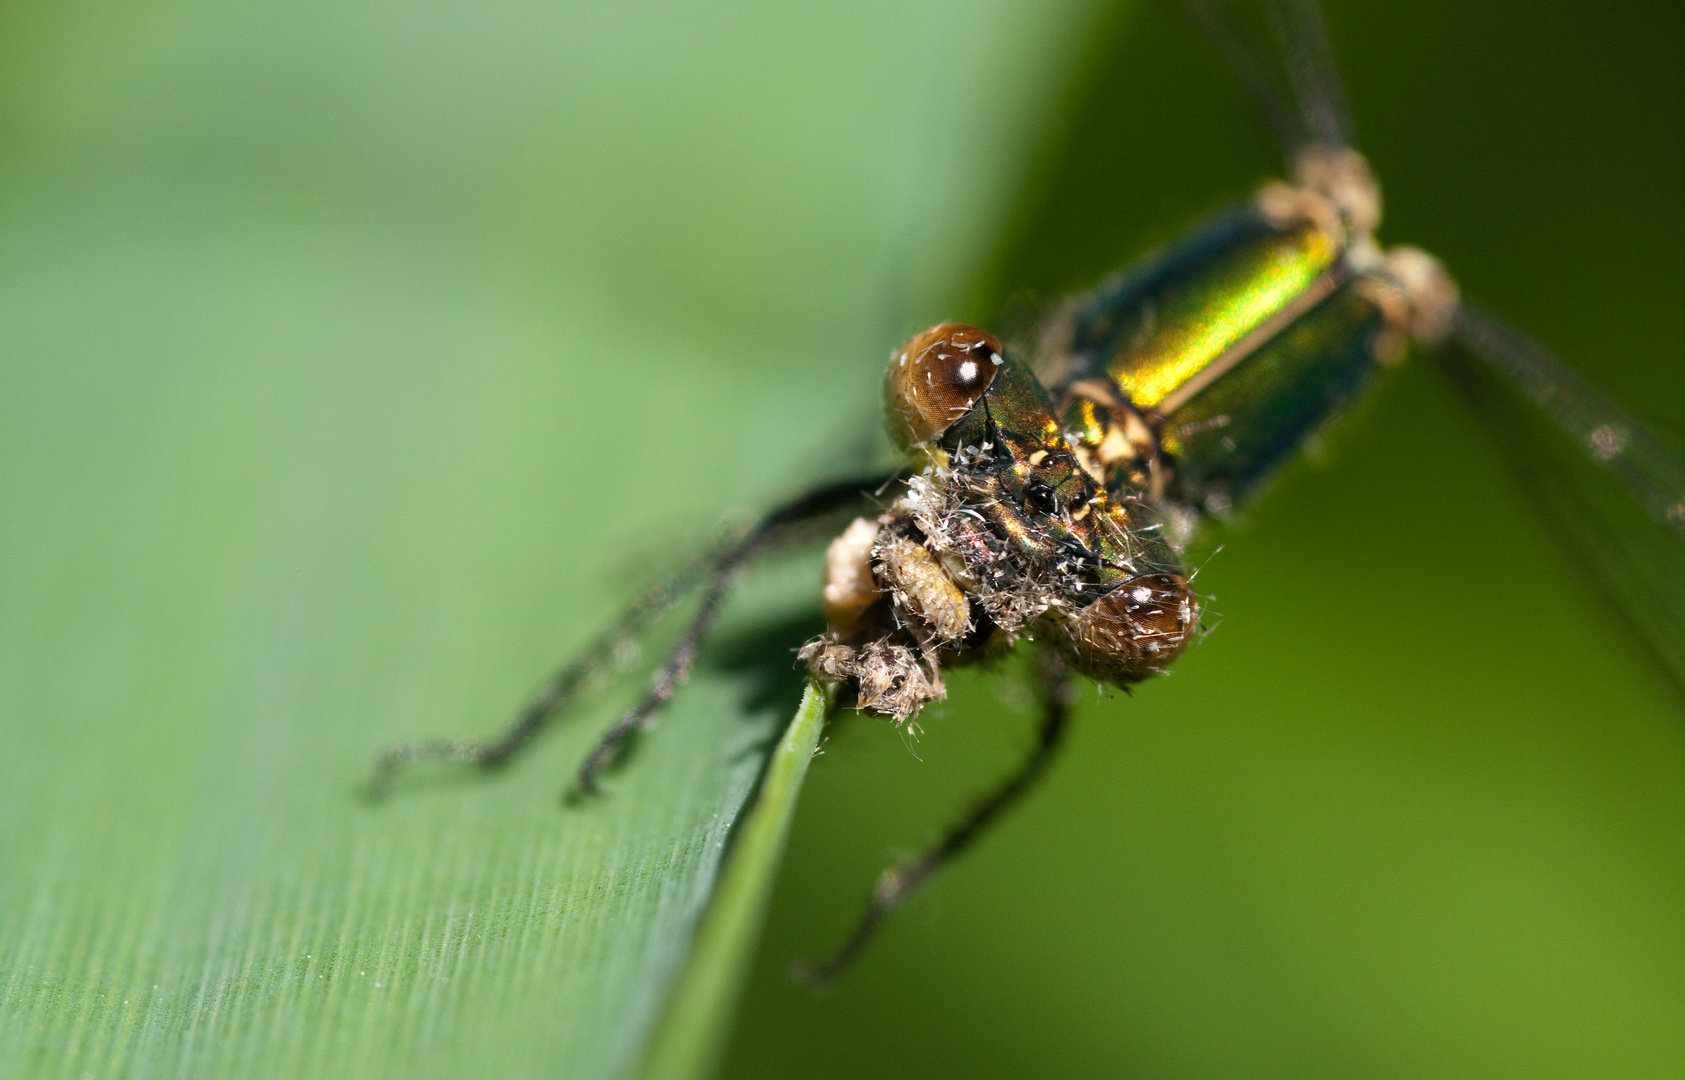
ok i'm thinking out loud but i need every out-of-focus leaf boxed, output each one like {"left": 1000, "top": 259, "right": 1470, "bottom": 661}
{"left": 0, "top": 0, "right": 1102, "bottom": 1076}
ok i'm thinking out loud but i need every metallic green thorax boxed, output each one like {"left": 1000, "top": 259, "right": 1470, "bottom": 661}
{"left": 1067, "top": 208, "right": 1342, "bottom": 411}
{"left": 1159, "top": 280, "right": 1386, "bottom": 501}
{"left": 829, "top": 157, "right": 1428, "bottom": 713}
{"left": 1043, "top": 192, "right": 1400, "bottom": 510}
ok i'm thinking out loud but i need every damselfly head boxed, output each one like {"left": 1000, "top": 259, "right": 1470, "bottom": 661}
{"left": 1058, "top": 572, "right": 1196, "bottom": 684}
{"left": 807, "top": 321, "right": 1199, "bottom": 724}
{"left": 884, "top": 322, "right": 1006, "bottom": 448}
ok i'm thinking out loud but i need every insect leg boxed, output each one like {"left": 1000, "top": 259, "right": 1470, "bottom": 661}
{"left": 374, "top": 473, "right": 896, "bottom": 795}
{"left": 797, "top": 651, "right": 1076, "bottom": 986}
{"left": 372, "top": 560, "right": 709, "bottom": 791}
{"left": 573, "top": 474, "right": 900, "bottom": 796}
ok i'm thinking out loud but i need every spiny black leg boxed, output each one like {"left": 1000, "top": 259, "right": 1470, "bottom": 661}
{"left": 573, "top": 473, "right": 900, "bottom": 796}
{"left": 376, "top": 471, "right": 898, "bottom": 796}
{"left": 573, "top": 553, "right": 743, "bottom": 795}
{"left": 372, "top": 561, "right": 708, "bottom": 792}
{"left": 797, "top": 651, "right": 1076, "bottom": 986}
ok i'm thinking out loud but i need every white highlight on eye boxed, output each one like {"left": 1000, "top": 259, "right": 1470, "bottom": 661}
{"left": 989, "top": 352, "right": 1003, "bottom": 366}
{"left": 958, "top": 359, "right": 978, "bottom": 384}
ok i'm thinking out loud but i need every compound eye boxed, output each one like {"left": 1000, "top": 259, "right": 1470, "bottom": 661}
{"left": 1063, "top": 573, "right": 1195, "bottom": 683}
{"left": 884, "top": 322, "right": 1005, "bottom": 447}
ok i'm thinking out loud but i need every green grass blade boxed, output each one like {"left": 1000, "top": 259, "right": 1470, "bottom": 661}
{"left": 0, "top": 0, "right": 1091, "bottom": 1073}
{"left": 639, "top": 683, "right": 829, "bottom": 1080}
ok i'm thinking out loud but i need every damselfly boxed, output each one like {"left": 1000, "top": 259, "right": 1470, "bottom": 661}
{"left": 377, "top": 0, "right": 1685, "bottom": 987}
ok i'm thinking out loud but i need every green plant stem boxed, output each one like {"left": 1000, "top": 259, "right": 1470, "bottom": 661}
{"left": 638, "top": 682, "right": 829, "bottom": 1080}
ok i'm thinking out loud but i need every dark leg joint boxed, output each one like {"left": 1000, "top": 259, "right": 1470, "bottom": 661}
{"left": 797, "top": 651, "right": 1075, "bottom": 985}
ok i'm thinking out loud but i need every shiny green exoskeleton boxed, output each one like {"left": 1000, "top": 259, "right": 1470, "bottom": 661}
{"left": 1043, "top": 148, "right": 1455, "bottom": 515}
{"left": 804, "top": 146, "right": 1457, "bottom": 723}
{"left": 382, "top": 0, "right": 1685, "bottom": 989}
{"left": 792, "top": 0, "right": 1684, "bottom": 982}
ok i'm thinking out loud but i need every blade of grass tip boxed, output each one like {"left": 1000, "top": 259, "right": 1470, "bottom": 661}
{"left": 637, "top": 681, "right": 829, "bottom": 1080}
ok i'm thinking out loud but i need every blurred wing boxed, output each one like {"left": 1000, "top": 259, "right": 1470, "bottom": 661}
{"left": 1179, "top": 0, "right": 1356, "bottom": 163}
{"left": 1265, "top": 0, "right": 1355, "bottom": 151}
{"left": 1443, "top": 302, "right": 1685, "bottom": 693}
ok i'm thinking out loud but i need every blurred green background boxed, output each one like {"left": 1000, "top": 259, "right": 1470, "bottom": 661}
{"left": 722, "top": 1, "right": 1685, "bottom": 1078}
{"left": 0, "top": 0, "right": 1101, "bottom": 1075}
{"left": 1, "top": 0, "right": 1682, "bottom": 1077}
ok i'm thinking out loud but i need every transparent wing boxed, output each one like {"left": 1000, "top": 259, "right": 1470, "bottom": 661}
{"left": 1179, "top": 0, "right": 1356, "bottom": 162}
{"left": 1442, "top": 302, "right": 1685, "bottom": 692}
{"left": 1265, "top": 0, "right": 1354, "bottom": 150}
{"left": 1180, "top": 0, "right": 1306, "bottom": 153}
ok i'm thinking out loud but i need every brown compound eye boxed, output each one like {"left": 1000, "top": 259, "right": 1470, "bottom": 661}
{"left": 1062, "top": 573, "right": 1195, "bottom": 684}
{"left": 883, "top": 322, "right": 1005, "bottom": 448}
